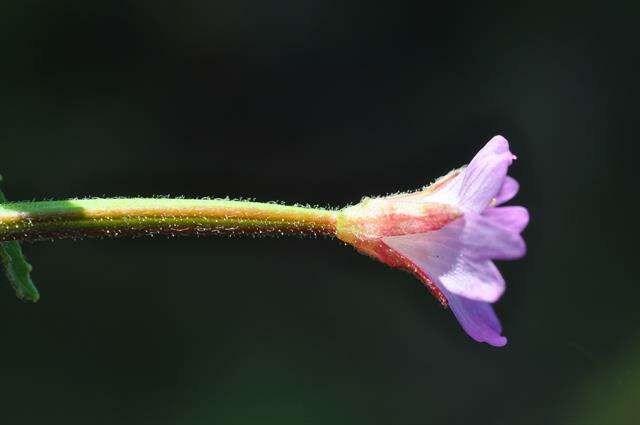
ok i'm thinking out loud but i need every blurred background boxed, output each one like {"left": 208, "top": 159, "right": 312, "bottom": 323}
{"left": 1, "top": 1, "right": 638, "bottom": 424}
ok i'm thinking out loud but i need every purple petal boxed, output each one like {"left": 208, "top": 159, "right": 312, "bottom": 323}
{"left": 383, "top": 221, "right": 506, "bottom": 303}
{"left": 461, "top": 213, "right": 526, "bottom": 260}
{"left": 382, "top": 228, "right": 509, "bottom": 346}
{"left": 444, "top": 288, "right": 507, "bottom": 347}
{"left": 483, "top": 206, "right": 529, "bottom": 234}
{"left": 495, "top": 176, "right": 519, "bottom": 205}
{"left": 458, "top": 136, "right": 516, "bottom": 212}
{"left": 434, "top": 256, "right": 505, "bottom": 302}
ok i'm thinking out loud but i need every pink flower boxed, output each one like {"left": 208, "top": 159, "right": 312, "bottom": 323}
{"left": 336, "top": 136, "right": 528, "bottom": 346}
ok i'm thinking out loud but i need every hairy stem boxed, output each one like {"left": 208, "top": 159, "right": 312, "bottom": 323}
{"left": 0, "top": 198, "right": 338, "bottom": 242}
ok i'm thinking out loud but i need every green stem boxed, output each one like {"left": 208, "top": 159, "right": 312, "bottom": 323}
{"left": 0, "top": 198, "right": 338, "bottom": 242}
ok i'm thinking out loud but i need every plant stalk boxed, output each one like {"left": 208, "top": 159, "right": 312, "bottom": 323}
{"left": 0, "top": 198, "right": 338, "bottom": 242}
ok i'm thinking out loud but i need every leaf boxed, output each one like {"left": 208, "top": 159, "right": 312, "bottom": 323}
{"left": 0, "top": 175, "right": 39, "bottom": 302}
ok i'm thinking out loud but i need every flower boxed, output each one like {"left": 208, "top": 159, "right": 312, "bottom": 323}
{"left": 336, "top": 136, "right": 528, "bottom": 347}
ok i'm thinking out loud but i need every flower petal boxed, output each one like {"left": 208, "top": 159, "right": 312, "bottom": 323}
{"left": 434, "top": 255, "right": 505, "bottom": 302}
{"left": 443, "top": 288, "right": 507, "bottom": 347}
{"left": 495, "top": 176, "right": 519, "bottom": 205}
{"left": 382, "top": 230, "right": 508, "bottom": 346}
{"left": 483, "top": 206, "right": 529, "bottom": 235}
{"left": 458, "top": 135, "right": 516, "bottom": 212}
{"left": 383, "top": 220, "right": 507, "bottom": 303}
{"left": 422, "top": 136, "right": 516, "bottom": 212}
{"left": 460, "top": 213, "right": 526, "bottom": 260}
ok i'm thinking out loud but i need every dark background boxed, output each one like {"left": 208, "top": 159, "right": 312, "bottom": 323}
{"left": 1, "top": 1, "right": 638, "bottom": 424}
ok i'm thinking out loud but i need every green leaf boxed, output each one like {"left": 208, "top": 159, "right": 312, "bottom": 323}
{"left": 0, "top": 175, "right": 39, "bottom": 302}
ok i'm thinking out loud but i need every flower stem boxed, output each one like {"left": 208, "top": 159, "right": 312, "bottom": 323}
{"left": 0, "top": 198, "right": 338, "bottom": 242}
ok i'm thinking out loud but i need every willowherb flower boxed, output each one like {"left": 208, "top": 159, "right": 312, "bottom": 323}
{"left": 336, "top": 136, "right": 528, "bottom": 346}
